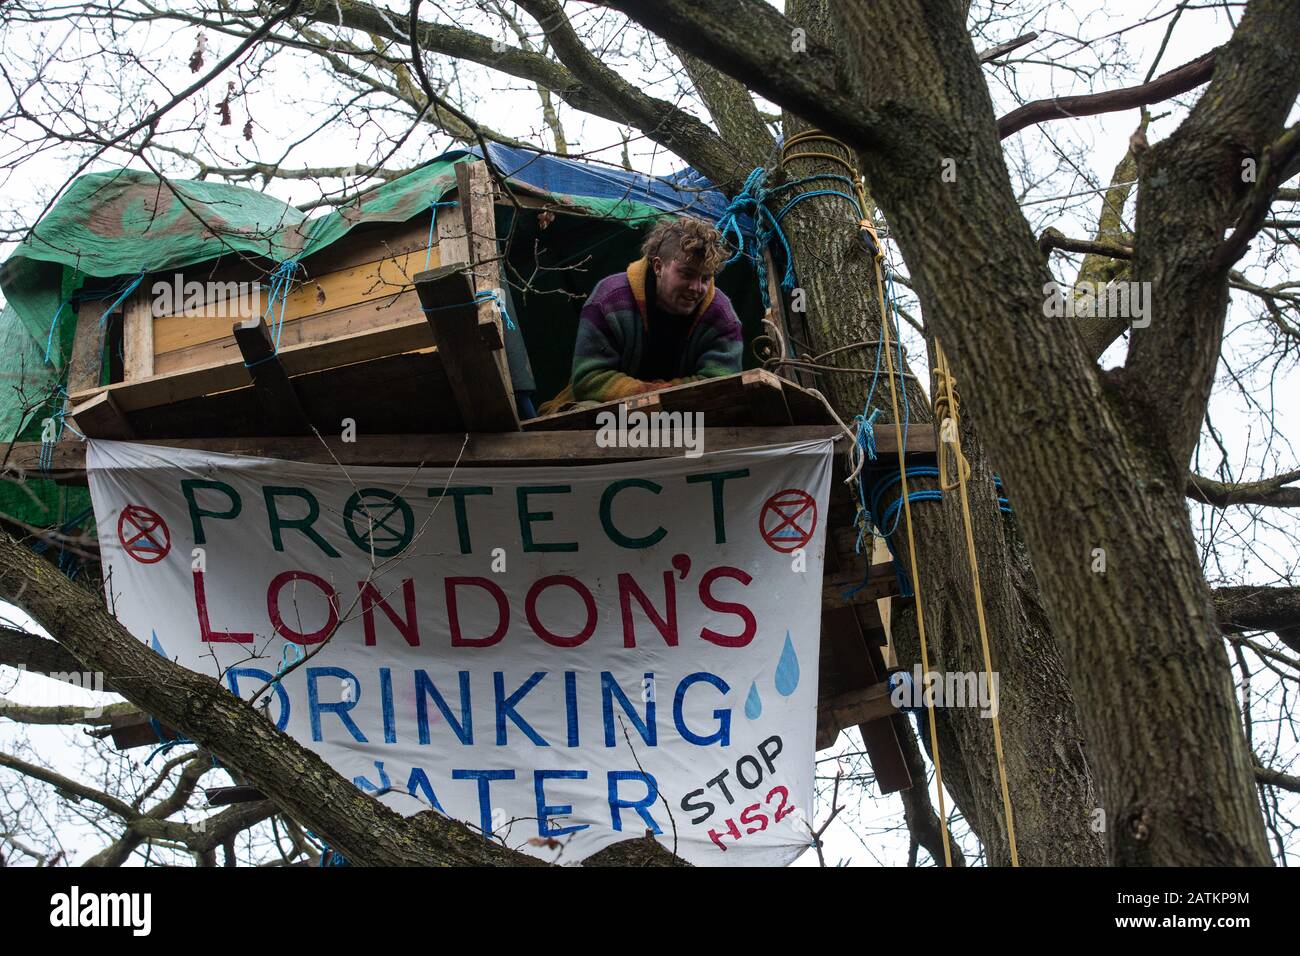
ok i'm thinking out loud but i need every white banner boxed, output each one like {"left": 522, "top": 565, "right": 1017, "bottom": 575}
{"left": 87, "top": 437, "right": 833, "bottom": 866}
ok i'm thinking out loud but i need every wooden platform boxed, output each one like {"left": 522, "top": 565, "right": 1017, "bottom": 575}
{"left": 65, "top": 161, "right": 519, "bottom": 442}
{"left": 523, "top": 368, "right": 833, "bottom": 430}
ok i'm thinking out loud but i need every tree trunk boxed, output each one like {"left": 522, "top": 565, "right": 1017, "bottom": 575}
{"left": 765, "top": 0, "right": 1106, "bottom": 866}
{"left": 825, "top": 0, "right": 1276, "bottom": 866}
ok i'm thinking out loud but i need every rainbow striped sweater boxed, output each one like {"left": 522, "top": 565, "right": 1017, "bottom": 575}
{"left": 557, "top": 257, "right": 743, "bottom": 406}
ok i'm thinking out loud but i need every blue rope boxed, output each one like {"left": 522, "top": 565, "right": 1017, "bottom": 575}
{"left": 38, "top": 386, "right": 74, "bottom": 472}
{"left": 41, "top": 270, "right": 145, "bottom": 366}
{"left": 305, "top": 829, "right": 349, "bottom": 867}
{"left": 97, "top": 271, "right": 145, "bottom": 328}
{"left": 714, "top": 168, "right": 863, "bottom": 314}
{"left": 145, "top": 716, "right": 195, "bottom": 765}
{"left": 244, "top": 259, "right": 301, "bottom": 368}
{"left": 43, "top": 299, "right": 71, "bottom": 366}
{"left": 426, "top": 199, "right": 458, "bottom": 270}
{"left": 420, "top": 289, "right": 517, "bottom": 331}
{"left": 261, "top": 642, "right": 303, "bottom": 709}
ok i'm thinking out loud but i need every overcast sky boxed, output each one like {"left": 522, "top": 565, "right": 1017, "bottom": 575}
{"left": 1, "top": 0, "right": 1296, "bottom": 867}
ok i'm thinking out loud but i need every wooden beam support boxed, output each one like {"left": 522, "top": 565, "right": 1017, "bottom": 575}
{"left": 68, "top": 391, "right": 136, "bottom": 440}
{"left": 66, "top": 312, "right": 488, "bottom": 418}
{"left": 816, "top": 682, "right": 898, "bottom": 751}
{"left": 413, "top": 263, "right": 519, "bottom": 432}
{"left": 206, "top": 786, "right": 268, "bottom": 807}
{"left": 122, "top": 291, "right": 153, "bottom": 381}
{"left": 90, "top": 711, "right": 173, "bottom": 751}
{"left": 822, "top": 561, "right": 899, "bottom": 609}
{"left": 66, "top": 297, "right": 118, "bottom": 393}
{"left": 7, "top": 426, "right": 845, "bottom": 478}
{"left": 233, "top": 316, "right": 312, "bottom": 435}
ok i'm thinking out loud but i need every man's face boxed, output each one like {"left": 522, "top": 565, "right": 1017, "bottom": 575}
{"left": 653, "top": 255, "right": 712, "bottom": 316}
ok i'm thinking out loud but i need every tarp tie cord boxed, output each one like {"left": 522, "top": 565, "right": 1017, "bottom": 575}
{"left": 420, "top": 288, "right": 517, "bottom": 332}
{"left": 41, "top": 269, "right": 145, "bottom": 366}
{"left": 244, "top": 259, "right": 302, "bottom": 368}
{"left": 42, "top": 299, "right": 71, "bottom": 366}
{"left": 426, "top": 199, "right": 458, "bottom": 270}
{"left": 97, "top": 270, "right": 145, "bottom": 328}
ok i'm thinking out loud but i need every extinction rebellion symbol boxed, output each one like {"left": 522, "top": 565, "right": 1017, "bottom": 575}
{"left": 759, "top": 489, "right": 817, "bottom": 553}
{"left": 117, "top": 505, "right": 171, "bottom": 564}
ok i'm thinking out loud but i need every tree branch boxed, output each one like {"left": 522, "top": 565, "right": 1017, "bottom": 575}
{"left": 998, "top": 49, "right": 1218, "bottom": 139}
{"left": 1212, "top": 123, "right": 1300, "bottom": 270}
{"left": 1254, "top": 764, "right": 1300, "bottom": 793}
{"left": 587, "top": 0, "right": 887, "bottom": 153}
{"left": 515, "top": 0, "right": 745, "bottom": 188}
{"left": 0, "top": 530, "right": 533, "bottom": 866}
{"left": 0, "top": 698, "right": 135, "bottom": 726}
{"left": 1188, "top": 469, "right": 1300, "bottom": 508}
{"left": 0, "top": 748, "right": 140, "bottom": 820}
{"left": 1214, "top": 586, "right": 1300, "bottom": 652}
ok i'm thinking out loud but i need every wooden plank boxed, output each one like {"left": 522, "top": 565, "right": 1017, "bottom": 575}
{"left": 155, "top": 289, "right": 418, "bottom": 375}
{"left": 296, "top": 214, "right": 437, "bottom": 277}
{"left": 151, "top": 248, "right": 441, "bottom": 358}
{"left": 460, "top": 161, "right": 512, "bottom": 389}
{"left": 90, "top": 711, "right": 173, "bottom": 751}
{"left": 122, "top": 292, "right": 153, "bottom": 381}
{"left": 67, "top": 297, "right": 118, "bottom": 393}
{"left": 206, "top": 786, "right": 267, "bottom": 807}
{"left": 233, "top": 317, "right": 312, "bottom": 435}
{"left": 436, "top": 183, "right": 470, "bottom": 266}
{"left": 85, "top": 351, "right": 454, "bottom": 441}
{"left": 69, "top": 391, "right": 136, "bottom": 440}
{"left": 762, "top": 247, "right": 816, "bottom": 391}
{"left": 780, "top": 377, "right": 836, "bottom": 424}
{"left": 68, "top": 312, "right": 492, "bottom": 416}
{"left": 413, "top": 263, "right": 518, "bottom": 432}
{"left": 816, "top": 683, "right": 897, "bottom": 750}
{"left": 743, "top": 369, "right": 793, "bottom": 424}
{"left": 523, "top": 370, "right": 785, "bottom": 432}
{"left": 10, "top": 426, "right": 845, "bottom": 477}
{"left": 820, "top": 542, "right": 913, "bottom": 791}
{"left": 822, "top": 563, "right": 899, "bottom": 609}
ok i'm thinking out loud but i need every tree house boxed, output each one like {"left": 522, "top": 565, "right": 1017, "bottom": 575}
{"left": 18, "top": 158, "right": 932, "bottom": 798}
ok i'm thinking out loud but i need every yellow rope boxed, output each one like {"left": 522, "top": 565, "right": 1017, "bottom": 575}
{"left": 862, "top": 219, "right": 952, "bottom": 868}
{"left": 931, "top": 360, "right": 970, "bottom": 492}
{"left": 933, "top": 340, "right": 1020, "bottom": 866}
{"left": 789, "top": 150, "right": 1015, "bottom": 865}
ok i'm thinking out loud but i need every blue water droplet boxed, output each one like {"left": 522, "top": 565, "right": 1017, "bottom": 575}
{"left": 775, "top": 632, "right": 800, "bottom": 696}
{"left": 745, "top": 681, "right": 762, "bottom": 720}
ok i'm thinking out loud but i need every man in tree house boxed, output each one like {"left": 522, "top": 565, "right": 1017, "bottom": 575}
{"left": 539, "top": 217, "right": 743, "bottom": 413}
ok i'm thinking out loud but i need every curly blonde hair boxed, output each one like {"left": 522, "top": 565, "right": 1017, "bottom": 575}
{"left": 641, "top": 217, "right": 727, "bottom": 274}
